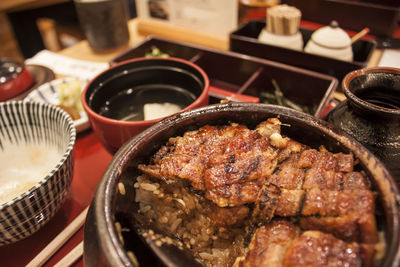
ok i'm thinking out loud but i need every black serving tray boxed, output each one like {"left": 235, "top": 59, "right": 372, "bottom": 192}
{"left": 111, "top": 36, "right": 338, "bottom": 118}
{"left": 230, "top": 20, "right": 377, "bottom": 81}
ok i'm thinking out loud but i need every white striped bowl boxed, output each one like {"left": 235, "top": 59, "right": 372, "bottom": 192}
{"left": 0, "top": 101, "right": 76, "bottom": 245}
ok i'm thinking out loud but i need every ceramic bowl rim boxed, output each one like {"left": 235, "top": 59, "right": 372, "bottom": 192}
{"left": 0, "top": 101, "right": 76, "bottom": 210}
{"left": 81, "top": 57, "right": 210, "bottom": 126}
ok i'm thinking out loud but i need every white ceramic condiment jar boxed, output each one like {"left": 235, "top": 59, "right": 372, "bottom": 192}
{"left": 258, "top": 4, "right": 303, "bottom": 51}
{"left": 304, "top": 21, "right": 353, "bottom": 62}
{"left": 258, "top": 29, "right": 303, "bottom": 51}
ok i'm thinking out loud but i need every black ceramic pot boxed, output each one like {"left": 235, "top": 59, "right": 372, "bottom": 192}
{"left": 84, "top": 102, "right": 400, "bottom": 267}
{"left": 325, "top": 67, "right": 400, "bottom": 184}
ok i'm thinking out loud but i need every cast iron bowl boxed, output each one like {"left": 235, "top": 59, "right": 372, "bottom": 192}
{"left": 84, "top": 103, "right": 400, "bottom": 266}
{"left": 82, "top": 57, "right": 209, "bottom": 154}
{"left": 325, "top": 67, "right": 400, "bottom": 181}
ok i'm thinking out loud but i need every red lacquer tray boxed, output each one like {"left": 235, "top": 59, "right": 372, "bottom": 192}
{"left": 0, "top": 130, "right": 113, "bottom": 267}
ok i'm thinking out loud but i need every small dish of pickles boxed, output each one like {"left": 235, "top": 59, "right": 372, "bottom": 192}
{"left": 25, "top": 77, "right": 90, "bottom": 133}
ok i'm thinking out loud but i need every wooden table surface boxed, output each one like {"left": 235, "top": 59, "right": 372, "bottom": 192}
{"left": 58, "top": 19, "right": 144, "bottom": 62}
{"left": 58, "top": 18, "right": 230, "bottom": 62}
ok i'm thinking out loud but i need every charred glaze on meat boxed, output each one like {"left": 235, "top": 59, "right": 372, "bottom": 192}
{"left": 138, "top": 118, "right": 378, "bottom": 266}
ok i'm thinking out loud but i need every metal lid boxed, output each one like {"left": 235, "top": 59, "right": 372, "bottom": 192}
{"left": 0, "top": 59, "right": 23, "bottom": 85}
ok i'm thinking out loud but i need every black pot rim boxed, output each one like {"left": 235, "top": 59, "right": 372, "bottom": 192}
{"left": 85, "top": 102, "right": 400, "bottom": 267}
{"left": 342, "top": 67, "right": 400, "bottom": 116}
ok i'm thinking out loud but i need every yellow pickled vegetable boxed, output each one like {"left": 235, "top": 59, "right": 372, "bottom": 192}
{"left": 58, "top": 79, "right": 83, "bottom": 114}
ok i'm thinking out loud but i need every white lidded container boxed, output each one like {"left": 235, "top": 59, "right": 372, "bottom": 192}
{"left": 304, "top": 21, "right": 353, "bottom": 62}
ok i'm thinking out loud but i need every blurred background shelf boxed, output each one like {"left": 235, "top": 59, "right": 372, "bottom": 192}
{"left": 282, "top": 0, "right": 400, "bottom": 37}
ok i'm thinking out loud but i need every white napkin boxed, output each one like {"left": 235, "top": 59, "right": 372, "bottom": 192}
{"left": 26, "top": 50, "right": 109, "bottom": 80}
{"left": 378, "top": 49, "right": 400, "bottom": 68}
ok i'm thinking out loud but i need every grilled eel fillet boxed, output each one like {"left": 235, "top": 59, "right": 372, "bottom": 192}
{"left": 253, "top": 148, "right": 377, "bottom": 244}
{"left": 137, "top": 118, "right": 378, "bottom": 253}
{"left": 235, "top": 220, "right": 373, "bottom": 267}
{"left": 138, "top": 118, "right": 289, "bottom": 205}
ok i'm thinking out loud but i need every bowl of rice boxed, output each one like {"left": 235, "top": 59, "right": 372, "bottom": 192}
{"left": 0, "top": 101, "right": 75, "bottom": 245}
{"left": 83, "top": 102, "right": 400, "bottom": 267}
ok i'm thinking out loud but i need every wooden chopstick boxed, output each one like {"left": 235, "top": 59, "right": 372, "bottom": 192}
{"left": 26, "top": 207, "right": 89, "bottom": 267}
{"left": 54, "top": 241, "right": 84, "bottom": 267}
{"left": 351, "top": 27, "right": 370, "bottom": 44}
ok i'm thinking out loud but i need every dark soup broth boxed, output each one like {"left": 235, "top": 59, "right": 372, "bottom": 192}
{"left": 98, "top": 85, "right": 196, "bottom": 121}
{"left": 354, "top": 86, "right": 400, "bottom": 110}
